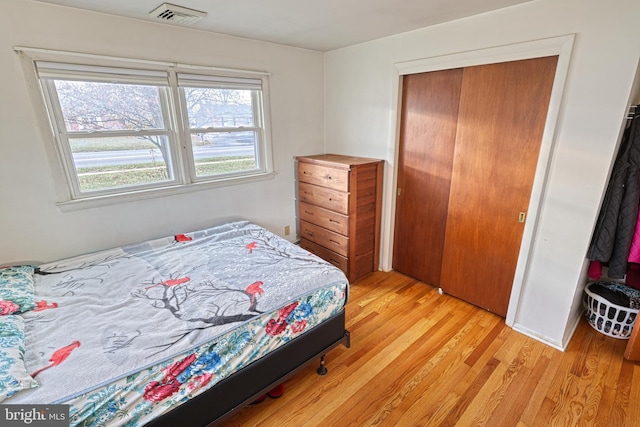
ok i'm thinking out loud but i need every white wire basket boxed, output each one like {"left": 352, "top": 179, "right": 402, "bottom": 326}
{"left": 584, "top": 282, "right": 639, "bottom": 339}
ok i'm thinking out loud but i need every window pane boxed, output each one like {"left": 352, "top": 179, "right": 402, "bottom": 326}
{"left": 183, "top": 87, "right": 255, "bottom": 129}
{"left": 53, "top": 80, "right": 166, "bottom": 132}
{"left": 190, "top": 131, "right": 257, "bottom": 177}
{"left": 70, "top": 136, "right": 172, "bottom": 192}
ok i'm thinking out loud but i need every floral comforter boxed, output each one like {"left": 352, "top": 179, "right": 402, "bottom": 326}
{"left": 7, "top": 221, "right": 348, "bottom": 425}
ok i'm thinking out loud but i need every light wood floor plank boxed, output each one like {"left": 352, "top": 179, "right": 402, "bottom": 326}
{"left": 610, "top": 360, "right": 635, "bottom": 426}
{"left": 518, "top": 347, "right": 563, "bottom": 426}
{"left": 375, "top": 312, "right": 490, "bottom": 426}
{"left": 355, "top": 306, "right": 480, "bottom": 426}
{"left": 453, "top": 338, "right": 534, "bottom": 426}
{"left": 626, "top": 363, "right": 640, "bottom": 427}
{"left": 487, "top": 344, "right": 549, "bottom": 427}
{"left": 224, "top": 271, "right": 640, "bottom": 427}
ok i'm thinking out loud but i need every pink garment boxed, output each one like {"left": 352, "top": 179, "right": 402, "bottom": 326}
{"left": 628, "top": 211, "right": 640, "bottom": 263}
{"left": 588, "top": 261, "right": 602, "bottom": 280}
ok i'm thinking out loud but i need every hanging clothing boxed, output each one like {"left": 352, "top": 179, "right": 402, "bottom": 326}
{"left": 628, "top": 211, "right": 640, "bottom": 263}
{"left": 588, "top": 112, "right": 640, "bottom": 279}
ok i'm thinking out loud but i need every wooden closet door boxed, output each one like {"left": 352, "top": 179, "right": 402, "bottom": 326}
{"left": 439, "top": 56, "right": 558, "bottom": 316}
{"left": 392, "top": 69, "right": 463, "bottom": 286}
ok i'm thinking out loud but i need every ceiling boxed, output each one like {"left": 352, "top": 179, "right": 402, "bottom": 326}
{"left": 34, "top": 0, "right": 534, "bottom": 52}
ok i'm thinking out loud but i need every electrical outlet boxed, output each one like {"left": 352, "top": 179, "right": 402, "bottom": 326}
{"left": 284, "top": 225, "right": 291, "bottom": 236}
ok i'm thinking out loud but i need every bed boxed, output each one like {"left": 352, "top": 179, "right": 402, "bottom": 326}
{"left": 0, "top": 221, "right": 351, "bottom": 426}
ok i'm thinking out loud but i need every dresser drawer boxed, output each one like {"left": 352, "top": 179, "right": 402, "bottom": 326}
{"left": 299, "top": 202, "right": 349, "bottom": 236}
{"left": 300, "top": 238, "right": 348, "bottom": 273}
{"left": 299, "top": 220, "right": 349, "bottom": 256}
{"left": 298, "top": 182, "right": 349, "bottom": 215}
{"left": 298, "top": 162, "right": 349, "bottom": 191}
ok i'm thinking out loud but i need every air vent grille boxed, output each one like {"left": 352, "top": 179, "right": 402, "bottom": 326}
{"left": 149, "top": 3, "right": 207, "bottom": 26}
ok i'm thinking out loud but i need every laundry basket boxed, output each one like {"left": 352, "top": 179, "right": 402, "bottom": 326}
{"left": 584, "top": 282, "right": 639, "bottom": 339}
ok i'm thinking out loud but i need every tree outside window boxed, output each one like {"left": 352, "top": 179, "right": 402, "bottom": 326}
{"left": 36, "top": 61, "right": 272, "bottom": 201}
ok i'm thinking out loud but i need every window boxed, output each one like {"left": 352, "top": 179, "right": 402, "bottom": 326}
{"left": 35, "top": 60, "right": 272, "bottom": 203}
{"left": 177, "top": 74, "right": 265, "bottom": 180}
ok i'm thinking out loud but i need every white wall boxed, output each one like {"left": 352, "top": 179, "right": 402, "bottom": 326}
{"left": 0, "top": 0, "right": 324, "bottom": 264}
{"left": 4, "top": 0, "right": 639, "bottom": 350}
{"left": 324, "top": 0, "right": 640, "bottom": 348}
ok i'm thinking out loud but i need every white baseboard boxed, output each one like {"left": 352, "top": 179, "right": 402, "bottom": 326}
{"left": 511, "top": 323, "right": 567, "bottom": 352}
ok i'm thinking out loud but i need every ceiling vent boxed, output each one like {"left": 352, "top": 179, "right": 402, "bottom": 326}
{"left": 149, "top": 3, "right": 207, "bottom": 26}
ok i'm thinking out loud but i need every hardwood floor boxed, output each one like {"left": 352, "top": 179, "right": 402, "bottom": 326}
{"left": 224, "top": 271, "right": 640, "bottom": 426}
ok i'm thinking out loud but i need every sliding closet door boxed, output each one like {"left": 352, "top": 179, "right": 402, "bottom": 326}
{"left": 393, "top": 69, "right": 463, "bottom": 285}
{"left": 439, "top": 56, "right": 558, "bottom": 316}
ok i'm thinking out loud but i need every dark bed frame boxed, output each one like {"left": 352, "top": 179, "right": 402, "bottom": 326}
{"left": 145, "top": 310, "right": 350, "bottom": 427}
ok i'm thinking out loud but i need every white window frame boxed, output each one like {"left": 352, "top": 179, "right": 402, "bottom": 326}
{"left": 17, "top": 48, "right": 274, "bottom": 210}
{"left": 176, "top": 73, "right": 269, "bottom": 182}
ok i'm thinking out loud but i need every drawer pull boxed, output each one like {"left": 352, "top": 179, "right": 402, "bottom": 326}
{"left": 304, "top": 210, "right": 314, "bottom": 215}
{"left": 306, "top": 231, "right": 314, "bottom": 237}
{"left": 329, "top": 239, "right": 340, "bottom": 245}
{"left": 329, "top": 219, "right": 340, "bottom": 224}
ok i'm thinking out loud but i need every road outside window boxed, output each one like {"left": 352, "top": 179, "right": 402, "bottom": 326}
{"left": 34, "top": 60, "right": 272, "bottom": 203}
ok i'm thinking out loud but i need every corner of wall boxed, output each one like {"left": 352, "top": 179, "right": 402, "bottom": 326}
{"left": 560, "top": 308, "right": 584, "bottom": 350}
{"left": 511, "top": 323, "right": 566, "bottom": 351}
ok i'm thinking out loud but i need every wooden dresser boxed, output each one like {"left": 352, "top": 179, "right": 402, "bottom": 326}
{"left": 296, "top": 154, "right": 384, "bottom": 282}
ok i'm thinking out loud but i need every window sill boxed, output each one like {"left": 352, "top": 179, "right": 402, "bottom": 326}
{"left": 56, "top": 171, "right": 276, "bottom": 212}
